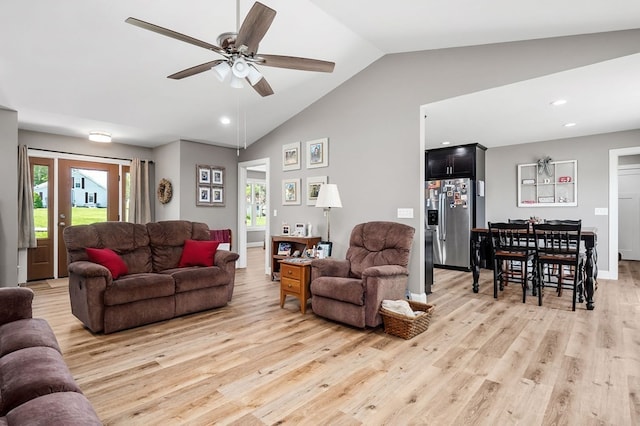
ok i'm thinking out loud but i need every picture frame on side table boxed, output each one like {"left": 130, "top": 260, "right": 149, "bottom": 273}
{"left": 282, "top": 141, "right": 301, "bottom": 171}
{"left": 277, "top": 242, "right": 292, "bottom": 256}
{"left": 306, "top": 175, "right": 327, "bottom": 205}
{"left": 306, "top": 138, "right": 328, "bottom": 169}
{"left": 282, "top": 178, "right": 301, "bottom": 205}
{"left": 317, "top": 241, "right": 332, "bottom": 258}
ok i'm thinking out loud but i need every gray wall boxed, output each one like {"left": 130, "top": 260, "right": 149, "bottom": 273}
{"left": 0, "top": 108, "right": 18, "bottom": 286}
{"left": 178, "top": 140, "right": 238, "bottom": 233}
{"left": 240, "top": 29, "right": 640, "bottom": 294}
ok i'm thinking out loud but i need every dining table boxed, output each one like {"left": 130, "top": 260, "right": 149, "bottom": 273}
{"left": 470, "top": 227, "right": 598, "bottom": 310}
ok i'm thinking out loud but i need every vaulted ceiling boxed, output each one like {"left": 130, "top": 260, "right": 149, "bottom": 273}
{"left": 1, "top": 0, "right": 639, "bottom": 148}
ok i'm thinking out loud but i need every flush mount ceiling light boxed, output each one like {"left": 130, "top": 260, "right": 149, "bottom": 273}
{"left": 442, "top": 141, "right": 451, "bottom": 145}
{"left": 564, "top": 122, "right": 577, "bottom": 128}
{"left": 88, "top": 131, "right": 112, "bottom": 143}
{"left": 550, "top": 99, "right": 568, "bottom": 106}
{"left": 220, "top": 116, "right": 231, "bottom": 125}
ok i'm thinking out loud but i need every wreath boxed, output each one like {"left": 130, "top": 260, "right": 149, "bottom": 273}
{"left": 157, "top": 178, "right": 173, "bottom": 204}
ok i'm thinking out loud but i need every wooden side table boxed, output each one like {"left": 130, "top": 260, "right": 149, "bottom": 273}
{"left": 279, "top": 259, "right": 312, "bottom": 314}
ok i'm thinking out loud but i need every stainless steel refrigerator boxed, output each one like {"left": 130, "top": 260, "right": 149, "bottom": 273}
{"left": 425, "top": 178, "right": 475, "bottom": 270}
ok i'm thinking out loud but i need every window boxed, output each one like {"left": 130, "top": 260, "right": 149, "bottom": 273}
{"left": 246, "top": 180, "right": 266, "bottom": 229}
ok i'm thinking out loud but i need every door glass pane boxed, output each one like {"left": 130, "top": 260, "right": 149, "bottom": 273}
{"left": 71, "top": 168, "right": 108, "bottom": 225}
{"left": 32, "top": 164, "right": 49, "bottom": 239}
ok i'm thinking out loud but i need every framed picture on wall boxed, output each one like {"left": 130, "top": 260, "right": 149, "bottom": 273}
{"left": 212, "top": 168, "right": 224, "bottom": 185}
{"left": 282, "top": 178, "right": 301, "bottom": 205}
{"left": 282, "top": 142, "right": 301, "bottom": 171}
{"left": 196, "top": 164, "right": 225, "bottom": 207}
{"left": 198, "top": 166, "right": 211, "bottom": 184}
{"left": 197, "top": 186, "right": 211, "bottom": 205}
{"left": 306, "top": 175, "right": 327, "bottom": 205}
{"left": 306, "top": 138, "right": 328, "bottom": 169}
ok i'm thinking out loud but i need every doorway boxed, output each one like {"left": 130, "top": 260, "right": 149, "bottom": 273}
{"left": 618, "top": 162, "right": 640, "bottom": 261}
{"left": 237, "top": 158, "right": 270, "bottom": 275}
{"left": 608, "top": 146, "right": 640, "bottom": 280}
{"left": 26, "top": 152, "right": 125, "bottom": 280}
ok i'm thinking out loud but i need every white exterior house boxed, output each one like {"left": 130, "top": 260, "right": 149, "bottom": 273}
{"left": 33, "top": 169, "right": 107, "bottom": 208}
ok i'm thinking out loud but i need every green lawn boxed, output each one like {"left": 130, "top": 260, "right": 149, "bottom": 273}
{"left": 34, "top": 207, "right": 107, "bottom": 238}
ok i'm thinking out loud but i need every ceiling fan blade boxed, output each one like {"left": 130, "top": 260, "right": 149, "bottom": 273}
{"left": 125, "top": 17, "right": 227, "bottom": 56}
{"left": 235, "top": 2, "right": 276, "bottom": 55}
{"left": 257, "top": 54, "right": 335, "bottom": 73}
{"left": 251, "top": 77, "right": 274, "bottom": 97}
{"left": 168, "top": 60, "right": 225, "bottom": 80}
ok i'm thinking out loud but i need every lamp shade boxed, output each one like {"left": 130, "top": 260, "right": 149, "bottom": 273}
{"left": 212, "top": 61, "right": 231, "bottom": 82}
{"left": 315, "top": 184, "right": 342, "bottom": 208}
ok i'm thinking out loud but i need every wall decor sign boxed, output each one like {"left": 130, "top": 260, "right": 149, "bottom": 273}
{"left": 282, "top": 178, "right": 301, "bottom": 205}
{"left": 282, "top": 141, "right": 301, "bottom": 171}
{"left": 306, "top": 175, "right": 327, "bottom": 205}
{"left": 196, "top": 164, "right": 225, "bottom": 207}
{"left": 306, "top": 137, "right": 328, "bottom": 169}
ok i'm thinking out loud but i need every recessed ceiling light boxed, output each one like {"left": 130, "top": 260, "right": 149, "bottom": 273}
{"left": 564, "top": 122, "right": 577, "bottom": 127}
{"left": 88, "top": 131, "right": 112, "bottom": 143}
{"left": 220, "top": 116, "right": 231, "bottom": 125}
{"left": 551, "top": 99, "right": 567, "bottom": 106}
{"left": 442, "top": 141, "right": 451, "bottom": 145}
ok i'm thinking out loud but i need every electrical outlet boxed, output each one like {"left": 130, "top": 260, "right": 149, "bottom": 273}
{"left": 397, "top": 208, "right": 414, "bottom": 219}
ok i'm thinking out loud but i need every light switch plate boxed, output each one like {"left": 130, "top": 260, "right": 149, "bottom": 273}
{"left": 397, "top": 208, "right": 414, "bottom": 219}
{"left": 594, "top": 207, "right": 608, "bottom": 216}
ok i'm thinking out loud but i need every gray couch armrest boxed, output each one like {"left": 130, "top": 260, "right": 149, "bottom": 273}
{"left": 310, "top": 258, "right": 351, "bottom": 280}
{"left": 0, "top": 287, "right": 34, "bottom": 325}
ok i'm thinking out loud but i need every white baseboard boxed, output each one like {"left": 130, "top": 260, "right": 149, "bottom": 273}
{"left": 409, "top": 292, "right": 428, "bottom": 303}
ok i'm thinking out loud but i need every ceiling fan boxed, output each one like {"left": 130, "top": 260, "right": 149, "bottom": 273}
{"left": 125, "top": 1, "right": 335, "bottom": 97}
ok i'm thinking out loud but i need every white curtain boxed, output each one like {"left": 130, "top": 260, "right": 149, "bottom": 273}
{"left": 18, "top": 145, "right": 36, "bottom": 248}
{"left": 128, "top": 158, "right": 152, "bottom": 224}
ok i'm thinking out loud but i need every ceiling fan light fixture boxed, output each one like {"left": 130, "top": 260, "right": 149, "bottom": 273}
{"left": 231, "top": 57, "right": 250, "bottom": 78}
{"left": 230, "top": 74, "right": 244, "bottom": 89}
{"left": 247, "top": 65, "right": 263, "bottom": 86}
{"left": 212, "top": 61, "right": 231, "bottom": 82}
{"left": 88, "top": 131, "right": 112, "bottom": 143}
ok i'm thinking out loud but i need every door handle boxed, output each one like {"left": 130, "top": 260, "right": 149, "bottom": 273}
{"left": 59, "top": 222, "right": 66, "bottom": 226}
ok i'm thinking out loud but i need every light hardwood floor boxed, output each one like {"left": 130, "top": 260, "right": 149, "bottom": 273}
{"left": 28, "top": 249, "right": 640, "bottom": 425}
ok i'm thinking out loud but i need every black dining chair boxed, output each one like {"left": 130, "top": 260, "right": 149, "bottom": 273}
{"left": 488, "top": 222, "right": 535, "bottom": 303}
{"left": 532, "top": 222, "right": 584, "bottom": 311}
{"left": 543, "top": 219, "right": 582, "bottom": 296}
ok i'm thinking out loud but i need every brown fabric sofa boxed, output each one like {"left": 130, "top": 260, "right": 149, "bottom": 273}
{"left": 0, "top": 287, "right": 102, "bottom": 425}
{"left": 310, "top": 221, "right": 415, "bottom": 328}
{"left": 63, "top": 220, "right": 239, "bottom": 334}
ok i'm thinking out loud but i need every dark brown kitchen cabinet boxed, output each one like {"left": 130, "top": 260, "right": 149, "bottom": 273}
{"left": 426, "top": 143, "right": 485, "bottom": 179}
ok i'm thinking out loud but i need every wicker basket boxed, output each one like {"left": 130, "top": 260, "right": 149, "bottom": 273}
{"left": 379, "top": 300, "right": 435, "bottom": 339}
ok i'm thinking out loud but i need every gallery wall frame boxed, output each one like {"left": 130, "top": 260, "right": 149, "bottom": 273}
{"left": 282, "top": 178, "right": 301, "bottom": 205}
{"left": 306, "top": 175, "right": 327, "bottom": 205}
{"left": 196, "top": 164, "right": 225, "bottom": 206}
{"left": 282, "top": 141, "right": 301, "bottom": 171}
{"left": 306, "top": 138, "right": 328, "bottom": 169}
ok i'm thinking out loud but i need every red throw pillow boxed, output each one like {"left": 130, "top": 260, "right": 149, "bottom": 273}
{"left": 86, "top": 247, "right": 128, "bottom": 279}
{"left": 179, "top": 240, "right": 220, "bottom": 267}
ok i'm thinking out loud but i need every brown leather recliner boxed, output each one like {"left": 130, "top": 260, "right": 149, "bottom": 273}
{"left": 310, "top": 221, "right": 415, "bottom": 328}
